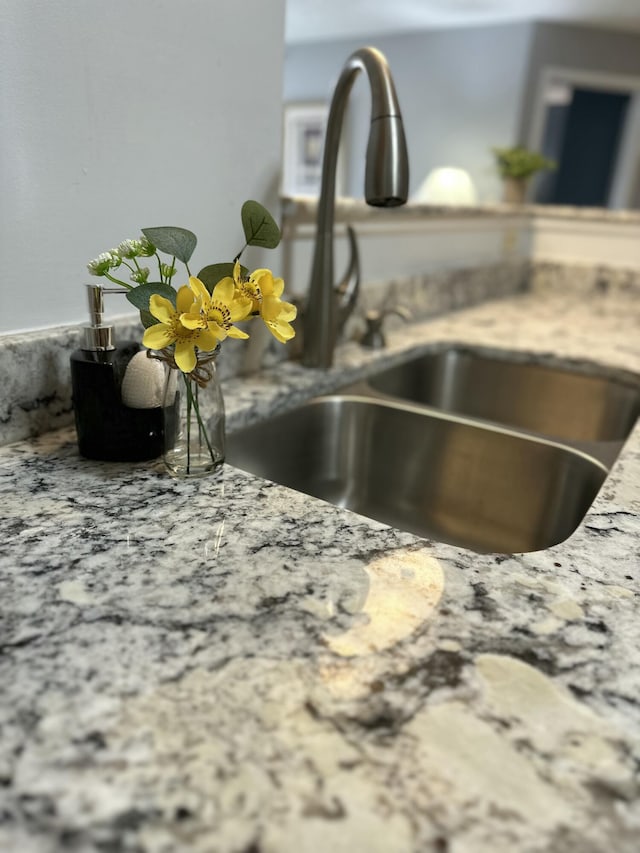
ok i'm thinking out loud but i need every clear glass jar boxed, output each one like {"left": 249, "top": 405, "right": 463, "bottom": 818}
{"left": 161, "top": 349, "right": 225, "bottom": 478}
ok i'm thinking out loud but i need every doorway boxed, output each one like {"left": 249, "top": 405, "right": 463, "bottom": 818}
{"left": 535, "top": 87, "right": 630, "bottom": 206}
{"left": 530, "top": 67, "right": 640, "bottom": 210}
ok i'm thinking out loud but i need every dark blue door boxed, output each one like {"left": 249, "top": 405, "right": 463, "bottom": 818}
{"left": 551, "top": 88, "right": 630, "bottom": 207}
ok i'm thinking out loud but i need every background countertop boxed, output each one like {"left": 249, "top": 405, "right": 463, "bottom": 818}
{"left": 1, "top": 288, "right": 639, "bottom": 853}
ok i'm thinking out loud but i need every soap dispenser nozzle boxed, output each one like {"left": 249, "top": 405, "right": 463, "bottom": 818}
{"left": 83, "top": 284, "right": 125, "bottom": 351}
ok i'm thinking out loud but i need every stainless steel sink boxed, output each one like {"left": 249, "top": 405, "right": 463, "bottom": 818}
{"left": 366, "top": 347, "right": 640, "bottom": 458}
{"left": 226, "top": 396, "right": 607, "bottom": 554}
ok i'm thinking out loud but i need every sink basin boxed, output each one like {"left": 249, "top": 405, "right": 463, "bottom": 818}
{"left": 226, "top": 396, "right": 607, "bottom": 554}
{"left": 366, "top": 347, "right": 640, "bottom": 448}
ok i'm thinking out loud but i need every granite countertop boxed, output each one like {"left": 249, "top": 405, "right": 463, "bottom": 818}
{"left": 1, "top": 289, "right": 639, "bottom": 853}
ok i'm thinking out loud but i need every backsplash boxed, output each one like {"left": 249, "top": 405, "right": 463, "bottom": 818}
{"left": 0, "top": 319, "right": 141, "bottom": 449}
{"left": 0, "top": 259, "right": 638, "bottom": 448}
{"left": 530, "top": 261, "right": 640, "bottom": 296}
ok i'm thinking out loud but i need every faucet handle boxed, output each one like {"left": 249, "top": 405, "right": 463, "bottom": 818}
{"left": 361, "top": 305, "right": 410, "bottom": 349}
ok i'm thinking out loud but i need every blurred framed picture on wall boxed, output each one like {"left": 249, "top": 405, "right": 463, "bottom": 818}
{"left": 281, "top": 101, "right": 346, "bottom": 197}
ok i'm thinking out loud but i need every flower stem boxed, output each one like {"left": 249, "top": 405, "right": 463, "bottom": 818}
{"left": 183, "top": 374, "right": 215, "bottom": 464}
{"left": 184, "top": 374, "right": 192, "bottom": 473}
{"left": 155, "top": 252, "right": 165, "bottom": 283}
{"left": 104, "top": 272, "right": 132, "bottom": 290}
{"left": 233, "top": 244, "right": 247, "bottom": 264}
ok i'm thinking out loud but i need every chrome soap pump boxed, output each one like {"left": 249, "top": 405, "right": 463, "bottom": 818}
{"left": 70, "top": 284, "right": 164, "bottom": 462}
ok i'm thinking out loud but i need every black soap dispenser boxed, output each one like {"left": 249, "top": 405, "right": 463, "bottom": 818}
{"left": 70, "top": 284, "right": 164, "bottom": 462}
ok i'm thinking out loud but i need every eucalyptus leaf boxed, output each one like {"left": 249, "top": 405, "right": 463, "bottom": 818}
{"left": 141, "top": 226, "right": 197, "bottom": 264}
{"left": 241, "top": 200, "right": 281, "bottom": 249}
{"left": 139, "top": 309, "right": 158, "bottom": 329}
{"left": 197, "top": 262, "right": 249, "bottom": 294}
{"left": 126, "top": 282, "right": 177, "bottom": 313}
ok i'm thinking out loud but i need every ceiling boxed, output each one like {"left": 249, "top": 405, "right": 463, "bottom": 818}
{"left": 285, "top": 0, "right": 640, "bottom": 44}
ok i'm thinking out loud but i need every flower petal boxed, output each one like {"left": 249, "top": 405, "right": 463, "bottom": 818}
{"left": 261, "top": 295, "right": 297, "bottom": 323}
{"left": 252, "top": 269, "right": 285, "bottom": 299}
{"left": 277, "top": 299, "right": 297, "bottom": 321}
{"left": 230, "top": 295, "right": 253, "bottom": 322}
{"left": 174, "top": 339, "right": 197, "bottom": 373}
{"left": 188, "top": 276, "right": 210, "bottom": 306}
{"left": 250, "top": 269, "right": 271, "bottom": 296}
{"left": 212, "top": 276, "right": 235, "bottom": 305}
{"left": 198, "top": 328, "right": 222, "bottom": 351}
{"left": 226, "top": 324, "right": 250, "bottom": 340}
{"left": 149, "top": 295, "right": 175, "bottom": 324}
{"left": 270, "top": 276, "right": 285, "bottom": 299}
{"left": 142, "top": 322, "right": 175, "bottom": 350}
{"left": 208, "top": 325, "right": 228, "bottom": 342}
{"left": 264, "top": 318, "right": 295, "bottom": 343}
{"left": 180, "top": 311, "right": 206, "bottom": 330}
{"left": 176, "top": 285, "right": 196, "bottom": 313}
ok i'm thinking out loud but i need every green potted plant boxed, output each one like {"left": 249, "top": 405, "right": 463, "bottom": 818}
{"left": 492, "top": 145, "right": 556, "bottom": 203}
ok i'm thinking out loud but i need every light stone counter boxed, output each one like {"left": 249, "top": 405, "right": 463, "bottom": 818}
{"left": 1, "top": 288, "right": 639, "bottom": 853}
{"left": 282, "top": 195, "right": 640, "bottom": 225}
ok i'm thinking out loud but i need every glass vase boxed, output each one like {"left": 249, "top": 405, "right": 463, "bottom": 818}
{"left": 161, "top": 349, "right": 225, "bottom": 478}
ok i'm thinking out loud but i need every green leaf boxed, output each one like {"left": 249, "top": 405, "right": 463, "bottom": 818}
{"left": 139, "top": 309, "right": 158, "bottom": 329}
{"left": 197, "top": 262, "right": 249, "bottom": 294}
{"left": 141, "top": 226, "right": 197, "bottom": 264}
{"left": 241, "top": 200, "right": 280, "bottom": 249}
{"left": 126, "top": 282, "right": 177, "bottom": 313}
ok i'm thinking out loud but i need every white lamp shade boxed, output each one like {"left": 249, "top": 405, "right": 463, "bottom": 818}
{"left": 414, "top": 167, "right": 478, "bottom": 206}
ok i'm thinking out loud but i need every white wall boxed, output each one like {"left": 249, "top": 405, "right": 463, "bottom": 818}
{"left": 284, "top": 24, "right": 533, "bottom": 205}
{"left": 0, "top": 0, "right": 286, "bottom": 334}
{"left": 282, "top": 212, "right": 531, "bottom": 300}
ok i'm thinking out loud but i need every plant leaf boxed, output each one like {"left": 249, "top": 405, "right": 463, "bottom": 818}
{"left": 139, "top": 309, "right": 158, "bottom": 329}
{"left": 141, "top": 226, "right": 197, "bottom": 264}
{"left": 126, "top": 282, "right": 177, "bottom": 313}
{"left": 241, "top": 200, "right": 280, "bottom": 249}
{"left": 197, "top": 262, "right": 249, "bottom": 294}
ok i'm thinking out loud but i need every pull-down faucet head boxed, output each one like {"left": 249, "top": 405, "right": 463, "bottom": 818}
{"left": 302, "top": 46, "right": 409, "bottom": 368}
{"left": 365, "top": 114, "right": 409, "bottom": 207}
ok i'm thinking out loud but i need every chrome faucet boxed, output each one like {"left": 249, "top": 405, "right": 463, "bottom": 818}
{"left": 302, "top": 46, "right": 410, "bottom": 368}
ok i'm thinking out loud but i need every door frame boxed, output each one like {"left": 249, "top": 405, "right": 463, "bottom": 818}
{"left": 528, "top": 65, "right": 640, "bottom": 208}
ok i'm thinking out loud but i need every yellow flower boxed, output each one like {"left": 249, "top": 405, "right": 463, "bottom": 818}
{"left": 249, "top": 268, "right": 297, "bottom": 343}
{"left": 142, "top": 284, "right": 219, "bottom": 373}
{"left": 231, "top": 266, "right": 296, "bottom": 343}
{"left": 183, "top": 275, "right": 249, "bottom": 342}
{"left": 216, "top": 264, "right": 297, "bottom": 343}
{"left": 219, "top": 260, "right": 254, "bottom": 321}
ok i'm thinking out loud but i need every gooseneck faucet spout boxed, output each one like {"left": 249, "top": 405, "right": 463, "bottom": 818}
{"left": 302, "top": 46, "right": 409, "bottom": 368}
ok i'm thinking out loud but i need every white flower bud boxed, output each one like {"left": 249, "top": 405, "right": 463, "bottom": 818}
{"left": 131, "top": 267, "right": 150, "bottom": 284}
{"left": 139, "top": 236, "right": 156, "bottom": 257}
{"left": 160, "top": 263, "right": 177, "bottom": 279}
{"left": 117, "top": 239, "right": 141, "bottom": 259}
{"left": 87, "top": 252, "right": 115, "bottom": 276}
